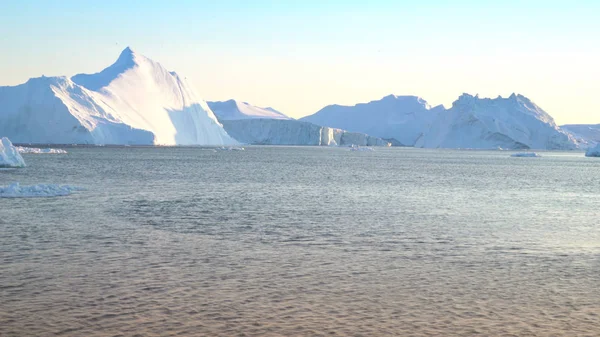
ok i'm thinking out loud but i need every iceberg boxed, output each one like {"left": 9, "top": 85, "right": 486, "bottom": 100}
{"left": 0, "top": 182, "right": 84, "bottom": 198}
{"left": 585, "top": 144, "right": 600, "bottom": 157}
{"left": 511, "top": 152, "right": 541, "bottom": 158}
{"left": 416, "top": 94, "right": 577, "bottom": 150}
{"left": 349, "top": 145, "right": 375, "bottom": 152}
{"left": 301, "top": 94, "right": 442, "bottom": 146}
{"left": 208, "top": 100, "right": 291, "bottom": 120}
{"left": 0, "top": 137, "right": 26, "bottom": 168}
{"left": 0, "top": 47, "right": 236, "bottom": 146}
{"left": 216, "top": 146, "right": 245, "bottom": 151}
{"left": 220, "top": 118, "right": 390, "bottom": 146}
{"left": 302, "top": 93, "right": 579, "bottom": 150}
{"left": 16, "top": 146, "right": 68, "bottom": 154}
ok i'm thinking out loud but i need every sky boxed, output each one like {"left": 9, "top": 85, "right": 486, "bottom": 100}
{"left": 1, "top": 0, "right": 599, "bottom": 124}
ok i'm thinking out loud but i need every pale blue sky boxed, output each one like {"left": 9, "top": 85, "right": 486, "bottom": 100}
{"left": 1, "top": 0, "right": 599, "bottom": 123}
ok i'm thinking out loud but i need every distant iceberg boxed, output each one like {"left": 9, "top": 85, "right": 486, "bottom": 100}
{"left": 16, "top": 146, "right": 68, "bottom": 154}
{"left": 585, "top": 144, "right": 600, "bottom": 157}
{"left": 511, "top": 152, "right": 541, "bottom": 158}
{"left": 216, "top": 146, "right": 245, "bottom": 151}
{"left": 0, "top": 137, "right": 26, "bottom": 168}
{"left": 0, "top": 182, "right": 84, "bottom": 198}
{"left": 349, "top": 145, "right": 375, "bottom": 152}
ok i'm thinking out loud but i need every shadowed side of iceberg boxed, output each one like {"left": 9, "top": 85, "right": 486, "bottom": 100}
{"left": 0, "top": 137, "right": 26, "bottom": 168}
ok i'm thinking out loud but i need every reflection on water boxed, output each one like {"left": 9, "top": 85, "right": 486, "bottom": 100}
{"left": 1, "top": 147, "right": 599, "bottom": 336}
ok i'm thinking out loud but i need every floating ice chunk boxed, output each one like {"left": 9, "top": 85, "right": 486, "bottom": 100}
{"left": 16, "top": 146, "right": 68, "bottom": 154}
{"left": 585, "top": 144, "right": 600, "bottom": 157}
{"left": 0, "top": 182, "right": 85, "bottom": 198}
{"left": 0, "top": 137, "right": 26, "bottom": 168}
{"left": 349, "top": 145, "right": 374, "bottom": 152}
{"left": 511, "top": 152, "right": 541, "bottom": 157}
{"left": 216, "top": 146, "right": 245, "bottom": 151}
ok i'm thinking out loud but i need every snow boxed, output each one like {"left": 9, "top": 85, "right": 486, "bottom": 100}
{"left": 208, "top": 100, "right": 291, "bottom": 121}
{"left": 16, "top": 146, "right": 67, "bottom": 154}
{"left": 511, "top": 152, "right": 541, "bottom": 157}
{"left": 0, "top": 47, "right": 236, "bottom": 146}
{"left": 220, "top": 119, "right": 391, "bottom": 146}
{"left": 415, "top": 94, "right": 578, "bottom": 150}
{"left": 585, "top": 144, "right": 600, "bottom": 157}
{"left": 301, "top": 95, "right": 443, "bottom": 146}
{"left": 0, "top": 137, "right": 26, "bottom": 168}
{"left": 0, "top": 182, "right": 84, "bottom": 198}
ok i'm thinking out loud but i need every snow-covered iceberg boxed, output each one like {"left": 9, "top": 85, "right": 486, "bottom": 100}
{"left": 0, "top": 137, "right": 26, "bottom": 168}
{"left": 0, "top": 182, "right": 84, "bottom": 198}
{"left": 585, "top": 144, "right": 600, "bottom": 157}
{"left": 0, "top": 47, "right": 236, "bottom": 146}
{"left": 416, "top": 94, "right": 578, "bottom": 150}
{"left": 561, "top": 124, "right": 600, "bottom": 148}
{"left": 220, "top": 118, "right": 390, "bottom": 146}
{"left": 301, "top": 94, "right": 442, "bottom": 146}
{"left": 511, "top": 152, "right": 541, "bottom": 158}
{"left": 302, "top": 93, "right": 580, "bottom": 150}
{"left": 16, "top": 146, "right": 67, "bottom": 154}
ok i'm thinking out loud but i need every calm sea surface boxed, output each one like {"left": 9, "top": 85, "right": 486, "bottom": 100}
{"left": 1, "top": 147, "right": 599, "bottom": 336}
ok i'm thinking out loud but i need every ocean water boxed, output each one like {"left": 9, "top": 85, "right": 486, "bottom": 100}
{"left": 1, "top": 147, "right": 599, "bottom": 336}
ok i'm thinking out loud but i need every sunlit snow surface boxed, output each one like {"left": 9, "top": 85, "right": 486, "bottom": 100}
{"left": 16, "top": 146, "right": 68, "bottom": 154}
{"left": 0, "top": 137, "right": 26, "bottom": 168}
{"left": 0, "top": 182, "right": 84, "bottom": 198}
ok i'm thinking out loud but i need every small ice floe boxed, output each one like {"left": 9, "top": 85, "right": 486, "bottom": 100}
{"left": 216, "top": 146, "right": 245, "bottom": 151}
{"left": 511, "top": 152, "right": 541, "bottom": 158}
{"left": 585, "top": 144, "right": 600, "bottom": 157}
{"left": 0, "top": 182, "right": 85, "bottom": 198}
{"left": 16, "top": 146, "right": 68, "bottom": 154}
{"left": 349, "top": 145, "right": 374, "bottom": 152}
{"left": 0, "top": 137, "right": 26, "bottom": 168}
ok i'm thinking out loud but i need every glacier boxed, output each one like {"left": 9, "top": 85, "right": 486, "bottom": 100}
{"left": 0, "top": 182, "right": 84, "bottom": 198}
{"left": 0, "top": 137, "right": 26, "bottom": 168}
{"left": 0, "top": 47, "right": 236, "bottom": 146}
{"left": 220, "top": 118, "right": 390, "bottom": 146}
{"left": 301, "top": 95, "right": 443, "bottom": 146}
{"left": 208, "top": 100, "right": 291, "bottom": 120}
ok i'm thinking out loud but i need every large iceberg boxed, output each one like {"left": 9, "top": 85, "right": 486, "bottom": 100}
{"left": 220, "top": 118, "right": 390, "bottom": 146}
{"left": 585, "top": 144, "right": 600, "bottom": 157}
{"left": 561, "top": 124, "right": 600, "bottom": 148}
{"left": 302, "top": 93, "right": 580, "bottom": 150}
{"left": 0, "top": 47, "right": 236, "bottom": 146}
{"left": 415, "top": 94, "right": 578, "bottom": 150}
{"left": 0, "top": 137, "right": 26, "bottom": 168}
{"left": 0, "top": 182, "right": 84, "bottom": 198}
{"left": 301, "top": 94, "right": 442, "bottom": 146}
